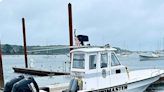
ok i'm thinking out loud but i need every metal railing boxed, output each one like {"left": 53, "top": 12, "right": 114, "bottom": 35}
{"left": 151, "top": 69, "right": 164, "bottom": 77}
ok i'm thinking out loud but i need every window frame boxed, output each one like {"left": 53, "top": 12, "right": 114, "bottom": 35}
{"left": 89, "top": 55, "right": 97, "bottom": 70}
{"left": 100, "top": 53, "right": 108, "bottom": 68}
{"left": 72, "top": 53, "right": 85, "bottom": 69}
{"left": 111, "top": 53, "right": 121, "bottom": 66}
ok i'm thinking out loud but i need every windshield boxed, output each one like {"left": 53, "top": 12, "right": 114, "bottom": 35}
{"left": 73, "top": 54, "right": 85, "bottom": 69}
{"left": 111, "top": 53, "right": 120, "bottom": 66}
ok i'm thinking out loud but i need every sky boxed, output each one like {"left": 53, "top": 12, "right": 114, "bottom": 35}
{"left": 0, "top": 0, "right": 164, "bottom": 51}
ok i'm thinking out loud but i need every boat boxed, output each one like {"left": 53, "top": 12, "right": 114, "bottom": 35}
{"left": 5, "top": 35, "right": 164, "bottom": 92}
{"left": 62, "top": 41, "right": 164, "bottom": 92}
{"left": 119, "top": 53, "right": 129, "bottom": 57}
{"left": 118, "top": 52, "right": 131, "bottom": 58}
{"left": 153, "top": 50, "right": 164, "bottom": 54}
{"left": 115, "top": 53, "right": 121, "bottom": 56}
{"left": 139, "top": 53, "right": 164, "bottom": 61}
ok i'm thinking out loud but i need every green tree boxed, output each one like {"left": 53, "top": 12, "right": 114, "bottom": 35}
{"left": 18, "top": 46, "right": 24, "bottom": 54}
{"left": 3, "top": 44, "right": 13, "bottom": 54}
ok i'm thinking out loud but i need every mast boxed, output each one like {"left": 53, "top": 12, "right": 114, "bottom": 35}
{"left": 163, "top": 37, "right": 164, "bottom": 50}
{"left": 46, "top": 39, "right": 48, "bottom": 54}
{"left": 160, "top": 40, "right": 161, "bottom": 51}
{"left": 157, "top": 40, "right": 159, "bottom": 51}
{"left": 123, "top": 41, "right": 125, "bottom": 50}
{"left": 140, "top": 41, "right": 141, "bottom": 52}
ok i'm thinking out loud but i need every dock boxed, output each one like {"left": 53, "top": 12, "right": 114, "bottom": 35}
{"left": 13, "top": 67, "right": 70, "bottom": 76}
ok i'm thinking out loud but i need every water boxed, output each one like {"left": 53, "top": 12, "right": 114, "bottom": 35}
{"left": 2, "top": 55, "right": 71, "bottom": 87}
{"left": 2, "top": 53, "right": 164, "bottom": 91}
{"left": 118, "top": 53, "right": 164, "bottom": 92}
{"left": 119, "top": 53, "right": 164, "bottom": 71}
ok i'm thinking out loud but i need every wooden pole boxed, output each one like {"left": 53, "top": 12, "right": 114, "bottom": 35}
{"left": 0, "top": 37, "right": 4, "bottom": 88}
{"left": 22, "top": 18, "right": 28, "bottom": 68}
{"left": 68, "top": 3, "right": 73, "bottom": 65}
{"left": 68, "top": 3, "right": 73, "bottom": 51}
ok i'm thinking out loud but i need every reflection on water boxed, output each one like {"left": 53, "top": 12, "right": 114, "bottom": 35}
{"left": 144, "top": 83, "right": 164, "bottom": 92}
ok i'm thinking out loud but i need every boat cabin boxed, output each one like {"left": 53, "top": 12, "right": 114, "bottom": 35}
{"left": 70, "top": 47, "right": 129, "bottom": 91}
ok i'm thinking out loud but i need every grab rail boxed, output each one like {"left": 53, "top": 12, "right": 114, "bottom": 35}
{"left": 151, "top": 69, "right": 164, "bottom": 77}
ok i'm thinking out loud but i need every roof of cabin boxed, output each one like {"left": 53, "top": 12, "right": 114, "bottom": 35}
{"left": 70, "top": 47, "right": 116, "bottom": 53}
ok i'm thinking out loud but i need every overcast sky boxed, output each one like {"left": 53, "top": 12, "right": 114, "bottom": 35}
{"left": 0, "top": 0, "right": 164, "bottom": 51}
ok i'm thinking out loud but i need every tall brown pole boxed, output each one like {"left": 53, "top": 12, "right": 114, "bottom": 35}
{"left": 22, "top": 18, "right": 28, "bottom": 68}
{"left": 0, "top": 37, "right": 4, "bottom": 88}
{"left": 68, "top": 3, "right": 73, "bottom": 51}
{"left": 68, "top": 3, "right": 73, "bottom": 68}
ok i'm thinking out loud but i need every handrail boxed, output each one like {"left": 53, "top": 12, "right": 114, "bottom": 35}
{"left": 151, "top": 69, "right": 164, "bottom": 77}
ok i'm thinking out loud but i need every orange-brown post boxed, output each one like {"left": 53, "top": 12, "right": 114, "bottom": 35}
{"left": 22, "top": 18, "right": 28, "bottom": 68}
{"left": 68, "top": 3, "right": 73, "bottom": 51}
{"left": 0, "top": 37, "right": 4, "bottom": 88}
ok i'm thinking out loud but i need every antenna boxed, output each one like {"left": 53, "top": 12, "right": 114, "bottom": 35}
{"left": 103, "top": 30, "right": 104, "bottom": 46}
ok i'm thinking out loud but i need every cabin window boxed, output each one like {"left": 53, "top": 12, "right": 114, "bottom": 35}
{"left": 101, "top": 54, "right": 108, "bottom": 68}
{"left": 73, "top": 54, "right": 85, "bottom": 69}
{"left": 89, "top": 55, "right": 97, "bottom": 69}
{"left": 111, "top": 53, "right": 120, "bottom": 66}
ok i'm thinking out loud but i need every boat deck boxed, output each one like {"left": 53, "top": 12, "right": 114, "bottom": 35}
{"left": 50, "top": 87, "right": 68, "bottom": 92}
{"left": 46, "top": 83, "right": 69, "bottom": 92}
{"left": 13, "top": 67, "right": 70, "bottom": 76}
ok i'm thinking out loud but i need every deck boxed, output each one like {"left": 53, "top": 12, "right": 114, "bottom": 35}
{"left": 13, "top": 67, "right": 70, "bottom": 76}
{"left": 46, "top": 83, "right": 69, "bottom": 92}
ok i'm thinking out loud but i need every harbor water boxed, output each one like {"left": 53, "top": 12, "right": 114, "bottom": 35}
{"left": 2, "top": 54, "right": 71, "bottom": 87}
{"left": 2, "top": 53, "right": 164, "bottom": 91}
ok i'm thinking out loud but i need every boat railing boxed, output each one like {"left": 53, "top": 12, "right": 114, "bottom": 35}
{"left": 151, "top": 69, "right": 164, "bottom": 77}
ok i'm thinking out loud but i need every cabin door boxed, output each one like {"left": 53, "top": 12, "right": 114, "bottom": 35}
{"left": 97, "top": 52, "right": 110, "bottom": 87}
{"left": 87, "top": 53, "right": 98, "bottom": 88}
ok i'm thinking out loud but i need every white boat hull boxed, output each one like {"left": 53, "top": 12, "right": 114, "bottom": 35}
{"left": 124, "top": 75, "right": 160, "bottom": 92}
{"left": 117, "top": 54, "right": 128, "bottom": 58}
{"left": 123, "top": 84, "right": 150, "bottom": 92}
{"left": 139, "top": 55, "right": 164, "bottom": 61}
{"left": 78, "top": 69, "right": 163, "bottom": 92}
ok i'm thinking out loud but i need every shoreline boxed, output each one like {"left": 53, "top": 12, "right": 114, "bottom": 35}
{"left": 2, "top": 53, "right": 68, "bottom": 55}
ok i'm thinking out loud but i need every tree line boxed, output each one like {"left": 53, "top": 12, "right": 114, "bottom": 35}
{"left": 2, "top": 44, "right": 24, "bottom": 54}
{"left": 1, "top": 44, "right": 70, "bottom": 55}
{"left": 1, "top": 44, "right": 131, "bottom": 55}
